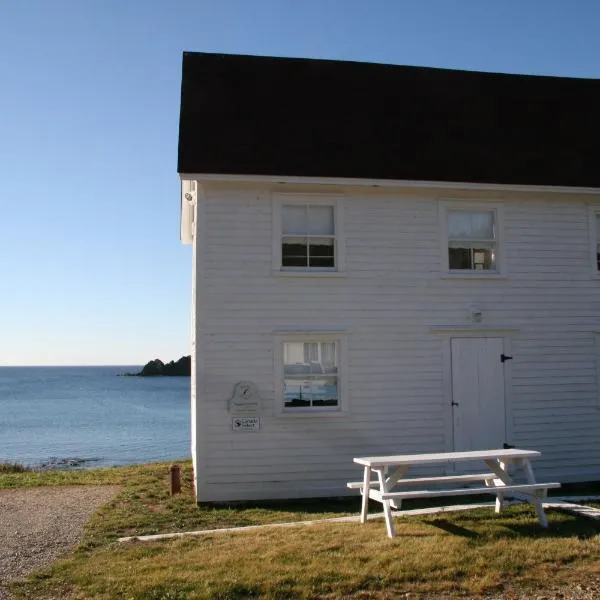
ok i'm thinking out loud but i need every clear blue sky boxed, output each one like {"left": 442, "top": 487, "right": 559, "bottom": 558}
{"left": 1, "top": 1, "right": 599, "bottom": 365}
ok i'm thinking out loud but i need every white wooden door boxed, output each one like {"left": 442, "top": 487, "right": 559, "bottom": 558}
{"left": 451, "top": 337, "right": 506, "bottom": 452}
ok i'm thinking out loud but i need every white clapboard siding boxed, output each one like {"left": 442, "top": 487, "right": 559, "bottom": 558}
{"left": 191, "top": 184, "right": 600, "bottom": 501}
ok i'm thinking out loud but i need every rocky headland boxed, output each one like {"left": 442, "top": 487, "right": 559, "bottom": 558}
{"left": 122, "top": 356, "right": 191, "bottom": 377}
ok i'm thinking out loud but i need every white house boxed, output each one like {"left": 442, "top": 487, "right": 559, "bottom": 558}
{"left": 178, "top": 52, "right": 600, "bottom": 502}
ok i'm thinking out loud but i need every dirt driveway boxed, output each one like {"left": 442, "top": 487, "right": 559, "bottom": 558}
{"left": 0, "top": 485, "right": 119, "bottom": 600}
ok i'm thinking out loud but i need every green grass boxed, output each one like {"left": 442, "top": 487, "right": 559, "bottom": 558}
{"left": 5, "top": 462, "right": 600, "bottom": 600}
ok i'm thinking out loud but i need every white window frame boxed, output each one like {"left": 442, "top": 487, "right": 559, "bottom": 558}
{"left": 272, "top": 193, "right": 346, "bottom": 277}
{"left": 274, "top": 332, "right": 348, "bottom": 416}
{"left": 595, "top": 332, "right": 600, "bottom": 410}
{"left": 439, "top": 200, "right": 506, "bottom": 278}
{"left": 588, "top": 206, "right": 600, "bottom": 277}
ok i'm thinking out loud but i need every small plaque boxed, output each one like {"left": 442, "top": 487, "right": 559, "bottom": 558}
{"left": 228, "top": 381, "right": 262, "bottom": 415}
{"left": 232, "top": 416, "right": 261, "bottom": 432}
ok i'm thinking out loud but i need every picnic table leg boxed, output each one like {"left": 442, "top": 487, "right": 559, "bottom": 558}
{"left": 385, "top": 466, "right": 409, "bottom": 510}
{"left": 375, "top": 468, "right": 396, "bottom": 538}
{"left": 521, "top": 458, "right": 549, "bottom": 528}
{"left": 360, "top": 466, "right": 371, "bottom": 524}
{"left": 495, "top": 460, "right": 507, "bottom": 513}
{"left": 484, "top": 459, "right": 514, "bottom": 515}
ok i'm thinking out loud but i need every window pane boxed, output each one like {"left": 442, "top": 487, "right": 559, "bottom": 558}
{"left": 448, "top": 210, "right": 494, "bottom": 240}
{"left": 284, "top": 342, "right": 305, "bottom": 367}
{"left": 308, "top": 205, "right": 334, "bottom": 235}
{"left": 449, "top": 247, "right": 472, "bottom": 270}
{"left": 283, "top": 376, "right": 338, "bottom": 408}
{"left": 320, "top": 342, "right": 337, "bottom": 371}
{"left": 471, "top": 212, "right": 494, "bottom": 239}
{"left": 282, "top": 205, "right": 307, "bottom": 234}
{"left": 308, "top": 238, "right": 335, "bottom": 268}
{"left": 449, "top": 243, "right": 495, "bottom": 270}
{"left": 447, "top": 211, "right": 471, "bottom": 239}
{"left": 282, "top": 237, "right": 307, "bottom": 267}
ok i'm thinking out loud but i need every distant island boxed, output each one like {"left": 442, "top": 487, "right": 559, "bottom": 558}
{"left": 122, "top": 356, "right": 191, "bottom": 377}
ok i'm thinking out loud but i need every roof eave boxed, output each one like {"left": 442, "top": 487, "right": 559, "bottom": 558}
{"left": 178, "top": 173, "right": 600, "bottom": 196}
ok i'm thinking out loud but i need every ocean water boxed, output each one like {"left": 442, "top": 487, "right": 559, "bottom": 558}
{"left": 0, "top": 366, "right": 190, "bottom": 468}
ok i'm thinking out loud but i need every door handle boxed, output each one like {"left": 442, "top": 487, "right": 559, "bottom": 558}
{"left": 451, "top": 401, "right": 459, "bottom": 406}
{"left": 501, "top": 354, "right": 513, "bottom": 363}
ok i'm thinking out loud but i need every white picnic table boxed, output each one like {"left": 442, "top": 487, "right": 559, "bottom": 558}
{"left": 348, "top": 448, "right": 560, "bottom": 538}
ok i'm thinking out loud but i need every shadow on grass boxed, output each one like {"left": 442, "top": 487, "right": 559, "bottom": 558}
{"left": 502, "top": 509, "right": 600, "bottom": 540}
{"left": 428, "top": 518, "right": 481, "bottom": 538}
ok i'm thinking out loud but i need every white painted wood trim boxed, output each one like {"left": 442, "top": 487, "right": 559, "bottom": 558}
{"left": 595, "top": 333, "right": 600, "bottom": 410}
{"left": 193, "top": 184, "right": 207, "bottom": 501}
{"left": 271, "top": 271, "right": 348, "bottom": 278}
{"left": 271, "top": 199, "right": 282, "bottom": 271}
{"left": 438, "top": 199, "right": 506, "bottom": 278}
{"left": 273, "top": 332, "right": 349, "bottom": 416}
{"left": 180, "top": 173, "right": 600, "bottom": 195}
{"left": 441, "top": 338, "right": 454, "bottom": 457}
{"left": 588, "top": 206, "right": 600, "bottom": 277}
{"left": 431, "top": 325, "right": 519, "bottom": 334}
{"left": 180, "top": 180, "right": 196, "bottom": 244}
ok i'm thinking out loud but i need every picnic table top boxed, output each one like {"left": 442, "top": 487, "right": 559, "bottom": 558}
{"left": 354, "top": 448, "right": 541, "bottom": 468}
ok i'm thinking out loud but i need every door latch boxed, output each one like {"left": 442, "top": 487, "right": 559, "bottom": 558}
{"left": 501, "top": 354, "right": 513, "bottom": 363}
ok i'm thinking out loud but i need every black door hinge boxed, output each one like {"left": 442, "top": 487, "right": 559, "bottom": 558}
{"left": 501, "top": 354, "right": 513, "bottom": 363}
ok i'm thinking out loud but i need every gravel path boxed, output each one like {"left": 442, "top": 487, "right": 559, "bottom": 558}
{"left": 0, "top": 485, "right": 120, "bottom": 600}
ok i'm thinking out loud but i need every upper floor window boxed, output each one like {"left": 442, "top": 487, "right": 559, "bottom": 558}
{"left": 272, "top": 194, "right": 345, "bottom": 275}
{"left": 588, "top": 207, "right": 600, "bottom": 274}
{"left": 594, "top": 212, "right": 600, "bottom": 271}
{"left": 447, "top": 209, "right": 497, "bottom": 271}
{"left": 596, "top": 215, "right": 600, "bottom": 271}
{"left": 282, "top": 204, "right": 335, "bottom": 269}
{"left": 439, "top": 202, "right": 504, "bottom": 276}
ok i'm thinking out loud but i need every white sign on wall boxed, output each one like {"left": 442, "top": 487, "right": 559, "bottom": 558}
{"left": 232, "top": 416, "right": 261, "bottom": 432}
{"left": 228, "top": 381, "right": 262, "bottom": 415}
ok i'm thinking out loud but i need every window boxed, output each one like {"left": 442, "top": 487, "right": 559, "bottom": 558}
{"left": 440, "top": 202, "right": 504, "bottom": 276}
{"left": 447, "top": 209, "right": 497, "bottom": 271}
{"left": 272, "top": 194, "right": 344, "bottom": 274}
{"left": 596, "top": 215, "right": 600, "bottom": 271}
{"left": 587, "top": 207, "right": 600, "bottom": 275}
{"left": 595, "top": 333, "right": 600, "bottom": 409}
{"left": 278, "top": 337, "right": 344, "bottom": 412}
{"left": 281, "top": 204, "right": 335, "bottom": 269}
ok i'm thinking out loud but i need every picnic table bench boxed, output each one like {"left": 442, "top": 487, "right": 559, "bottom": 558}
{"left": 348, "top": 448, "right": 560, "bottom": 538}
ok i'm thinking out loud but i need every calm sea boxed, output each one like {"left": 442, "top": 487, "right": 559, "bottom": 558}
{"left": 0, "top": 366, "right": 190, "bottom": 468}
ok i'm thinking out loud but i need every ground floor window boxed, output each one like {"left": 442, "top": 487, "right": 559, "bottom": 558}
{"left": 282, "top": 339, "right": 340, "bottom": 411}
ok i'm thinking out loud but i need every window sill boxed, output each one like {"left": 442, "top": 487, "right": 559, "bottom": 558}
{"left": 276, "top": 410, "right": 348, "bottom": 419}
{"left": 272, "top": 270, "right": 347, "bottom": 278}
{"left": 442, "top": 272, "right": 506, "bottom": 281}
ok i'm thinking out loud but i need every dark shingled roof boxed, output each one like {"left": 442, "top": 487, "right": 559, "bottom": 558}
{"left": 177, "top": 52, "right": 600, "bottom": 187}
